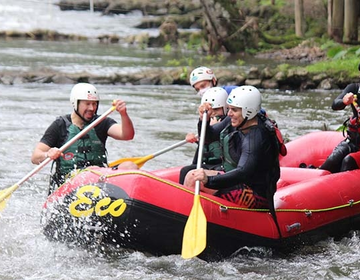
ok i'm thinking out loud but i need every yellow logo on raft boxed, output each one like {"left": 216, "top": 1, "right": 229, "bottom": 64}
{"left": 69, "top": 185, "right": 127, "bottom": 218}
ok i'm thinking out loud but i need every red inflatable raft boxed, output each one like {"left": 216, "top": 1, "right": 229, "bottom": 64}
{"left": 41, "top": 131, "right": 360, "bottom": 261}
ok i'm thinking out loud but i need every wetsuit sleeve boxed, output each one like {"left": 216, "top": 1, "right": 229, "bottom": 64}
{"left": 332, "top": 83, "right": 359, "bottom": 110}
{"left": 39, "top": 118, "right": 64, "bottom": 148}
{"left": 205, "top": 127, "right": 262, "bottom": 189}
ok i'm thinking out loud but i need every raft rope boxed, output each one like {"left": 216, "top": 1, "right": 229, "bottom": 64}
{"left": 83, "top": 168, "right": 360, "bottom": 215}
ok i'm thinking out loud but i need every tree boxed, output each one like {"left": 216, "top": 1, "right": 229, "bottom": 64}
{"left": 294, "top": 0, "right": 305, "bottom": 37}
{"left": 343, "top": 0, "right": 358, "bottom": 43}
{"left": 199, "top": 0, "right": 259, "bottom": 53}
{"left": 327, "top": 0, "right": 333, "bottom": 36}
{"left": 331, "top": 0, "right": 344, "bottom": 42}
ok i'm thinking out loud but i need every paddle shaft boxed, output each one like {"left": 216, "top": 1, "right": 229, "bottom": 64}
{"left": 194, "top": 111, "right": 208, "bottom": 195}
{"left": 0, "top": 106, "right": 116, "bottom": 203}
{"left": 108, "top": 135, "right": 197, "bottom": 168}
{"left": 181, "top": 111, "right": 208, "bottom": 259}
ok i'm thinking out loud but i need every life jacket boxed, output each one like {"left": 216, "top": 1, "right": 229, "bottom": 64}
{"left": 219, "top": 124, "right": 239, "bottom": 172}
{"left": 202, "top": 115, "right": 226, "bottom": 165}
{"left": 202, "top": 141, "right": 222, "bottom": 165}
{"left": 345, "top": 94, "right": 360, "bottom": 146}
{"left": 57, "top": 115, "right": 107, "bottom": 177}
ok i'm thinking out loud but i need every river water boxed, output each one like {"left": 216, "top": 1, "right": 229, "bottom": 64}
{"left": 1, "top": 1, "right": 360, "bottom": 280}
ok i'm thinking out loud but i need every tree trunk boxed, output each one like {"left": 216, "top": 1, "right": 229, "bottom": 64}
{"left": 294, "top": 0, "right": 305, "bottom": 37}
{"left": 331, "top": 0, "right": 344, "bottom": 42}
{"left": 344, "top": 0, "right": 358, "bottom": 43}
{"left": 327, "top": 0, "right": 333, "bottom": 36}
{"left": 199, "top": 0, "right": 258, "bottom": 53}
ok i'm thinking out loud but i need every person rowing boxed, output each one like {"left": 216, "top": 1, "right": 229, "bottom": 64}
{"left": 31, "top": 83, "right": 137, "bottom": 194}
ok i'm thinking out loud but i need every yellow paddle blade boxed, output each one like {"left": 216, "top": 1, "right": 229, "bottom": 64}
{"left": 0, "top": 184, "right": 19, "bottom": 212}
{"left": 181, "top": 195, "right": 207, "bottom": 259}
{"left": 108, "top": 154, "right": 155, "bottom": 168}
{"left": 108, "top": 157, "right": 143, "bottom": 167}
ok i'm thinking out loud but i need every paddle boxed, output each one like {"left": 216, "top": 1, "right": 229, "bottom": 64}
{"left": 0, "top": 106, "right": 116, "bottom": 210}
{"left": 108, "top": 137, "right": 194, "bottom": 168}
{"left": 181, "top": 111, "right": 208, "bottom": 259}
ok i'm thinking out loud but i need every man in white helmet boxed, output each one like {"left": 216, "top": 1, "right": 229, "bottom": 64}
{"left": 185, "top": 66, "right": 238, "bottom": 146}
{"left": 184, "top": 85, "right": 283, "bottom": 209}
{"left": 31, "top": 83, "right": 136, "bottom": 194}
{"left": 189, "top": 66, "right": 237, "bottom": 97}
{"left": 179, "top": 87, "right": 228, "bottom": 184}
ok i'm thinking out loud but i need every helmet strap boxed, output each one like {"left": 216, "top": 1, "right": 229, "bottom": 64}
{"left": 74, "top": 109, "right": 91, "bottom": 124}
{"left": 74, "top": 100, "right": 99, "bottom": 123}
{"left": 237, "top": 117, "right": 248, "bottom": 129}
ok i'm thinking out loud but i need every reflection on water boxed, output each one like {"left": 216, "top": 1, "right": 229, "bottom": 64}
{"left": 1, "top": 83, "right": 359, "bottom": 279}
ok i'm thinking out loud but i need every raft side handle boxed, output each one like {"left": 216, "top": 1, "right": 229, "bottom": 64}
{"left": 349, "top": 199, "right": 354, "bottom": 207}
{"left": 98, "top": 175, "right": 107, "bottom": 182}
{"left": 305, "top": 210, "right": 312, "bottom": 217}
{"left": 220, "top": 205, "right": 228, "bottom": 212}
{"left": 286, "top": 222, "right": 301, "bottom": 232}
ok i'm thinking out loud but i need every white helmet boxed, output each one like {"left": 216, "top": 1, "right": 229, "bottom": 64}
{"left": 189, "top": 66, "right": 217, "bottom": 87}
{"left": 227, "top": 85, "right": 261, "bottom": 119}
{"left": 70, "top": 83, "right": 99, "bottom": 111}
{"left": 201, "top": 87, "right": 228, "bottom": 115}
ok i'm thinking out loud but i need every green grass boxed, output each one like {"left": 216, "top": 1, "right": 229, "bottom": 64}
{"left": 305, "top": 58, "right": 359, "bottom": 78}
{"left": 259, "top": 0, "right": 286, "bottom": 6}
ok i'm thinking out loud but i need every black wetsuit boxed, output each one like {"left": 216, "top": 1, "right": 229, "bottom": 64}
{"left": 320, "top": 83, "right": 360, "bottom": 173}
{"left": 202, "top": 115, "right": 280, "bottom": 207}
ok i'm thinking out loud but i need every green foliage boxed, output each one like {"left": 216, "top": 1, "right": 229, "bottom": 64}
{"left": 327, "top": 46, "right": 344, "bottom": 58}
{"left": 333, "top": 50, "right": 348, "bottom": 60}
{"left": 236, "top": 59, "right": 245, "bottom": 66}
{"left": 259, "top": 0, "right": 286, "bottom": 6}
{"left": 163, "top": 43, "right": 172, "bottom": 52}
{"left": 320, "top": 40, "right": 339, "bottom": 51}
{"left": 179, "top": 66, "right": 188, "bottom": 81}
{"left": 277, "top": 63, "right": 291, "bottom": 72}
{"left": 185, "top": 32, "right": 203, "bottom": 51}
{"left": 305, "top": 58, "right": 359, "bottom": 78}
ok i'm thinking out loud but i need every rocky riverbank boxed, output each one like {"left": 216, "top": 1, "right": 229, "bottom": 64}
{"left": 0, "top": 0, "right": 354, "bottom": 91}
{"left": 0, "top": 59, "right": 351, "bottom": 91}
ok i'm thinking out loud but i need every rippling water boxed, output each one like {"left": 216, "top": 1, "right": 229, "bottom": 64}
{"left": 0, "top": 0, "right": 154, "bottom": 38}
{"left": 1, "top": 83, "right": 360, "bottom": 280}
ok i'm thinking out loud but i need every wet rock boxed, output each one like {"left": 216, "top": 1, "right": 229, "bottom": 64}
{"left": 159, "top": 19, "right": 179, "bottom": 44}
{"left": 247, "top": 67, "right": 260, "bottom": 79}
{"left": 159, "top": 74, "right": 174, "bottom": 85}
{"left": 0, "top": 75, "right": 14, "bottom": 85}
{"left": 300, "top": 80, "right": 316, "bottom": 90}
{"left": 274, "top": 71, "right": 287, "bottom": 82}
{"left": 319, "top": 78, "right": 338, "bottom": 90}
{"left": 245, "top": 79, "right": 262, "bottom": 87}
{"left": 52, "top": 75, "right": 76, "bottom": 84}
{"left": 262, "top": 67, "right": 274, "bottom": 79}
{"left": 262, "top": 79, "right": 278, "bottom": 89}
{"left": 12, "top": 76, "right": 27, "bottom": 84}
{"left": 313, "top": 73, "right": 328, "bottom": 83}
